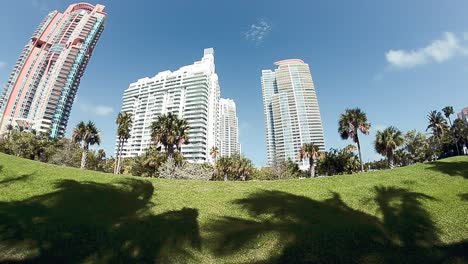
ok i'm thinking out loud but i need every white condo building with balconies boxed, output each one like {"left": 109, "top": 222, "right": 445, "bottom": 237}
{"left": 219, "top": 98, "right": 240, "bottom": 157}
{"left": 117, "top": 48, "right": 220, "bottom": 163}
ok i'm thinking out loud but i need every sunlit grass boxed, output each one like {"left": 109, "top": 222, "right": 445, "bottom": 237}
{"left": 1, "top": 153, "right": 467, "bottom": 263}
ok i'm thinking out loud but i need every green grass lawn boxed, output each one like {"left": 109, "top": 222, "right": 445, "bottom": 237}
{"left": 0, "top": 153, "right": 467, "bottom": 263}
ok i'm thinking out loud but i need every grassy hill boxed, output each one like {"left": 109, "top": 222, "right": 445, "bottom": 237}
{"left": 0, "top": 153, "right": 467, "bottom": 263}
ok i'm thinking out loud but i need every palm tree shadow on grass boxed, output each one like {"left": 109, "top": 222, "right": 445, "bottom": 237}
{"left": 208, "top": 188, "right": 468, "bottom": 264}
{"left": 0, "top": 174, "right": 34, "bottom": 185}
{"left": 0, "top": 179, "right": 201, "bottom": 263}
{"left": 425, "top": 160, "right": 468, "bottom": 179}
{"left": 459, "top": 193, "right": 468, "bottom": 201}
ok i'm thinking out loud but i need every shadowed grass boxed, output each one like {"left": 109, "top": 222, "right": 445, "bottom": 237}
{"left": 0, "top": 178, "right": 201, "bottom": 263}
{"left": 0, "top": 153, "right": 467, "bottom": 263}
{"left": 425, "top": 157, "right": 468, "bottom": 178}
{"left": 459, "top": 193, "right": 468, "bottom": 201}
{"left": 207, "top": 188, "right": 468, "bottom": 263}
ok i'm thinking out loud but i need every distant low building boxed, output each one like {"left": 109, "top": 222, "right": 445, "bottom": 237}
{"left": 458, "top": 107, "right": 468, "bottom": 124}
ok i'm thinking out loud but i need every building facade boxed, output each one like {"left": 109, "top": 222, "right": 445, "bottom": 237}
{"left": 0, "top": 3, "right": 107, "bottom": 137}
{"left": 118, "top": 48, "right": 220, "bottom": 163}
{"left": 219, "top": 98, "right": 240, "bottom": 157}
{"left": 458, "top": 107, "right": 468, "bottom": 124}
{"left": 261, "top": 59, "right": 325, "bottom": 169}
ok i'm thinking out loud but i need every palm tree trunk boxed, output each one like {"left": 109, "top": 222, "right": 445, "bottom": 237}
{"left": 388, "top": 152, "right": 394, "bottom": 169}
{"left": 116, "top": 139, "right": 123, "bottom": 174}
{"left": 453, "top": 137, "right": 460, "bottom": 156}
{"left": 436, "top": 137, "right": 442, "bottom": 160}
{"left": 309, "top": 157, "right": 314, "bottom": 178}
{"left": 80, "top": 143, "right": 89, "bottom": 169}
{"left": 114, "top": 139, "right": 121, "bottom": 174}
{"left": 448, "top": 117, "right": 460, "bottom": 155}
{"left": 311, "top": 158, "right": 316, "bottom": 178}
{"left": 168, "top": 145, "right": 174, "bottom": 158}
{"left": 356, "top": 135, "right": 364, "bottom": 172}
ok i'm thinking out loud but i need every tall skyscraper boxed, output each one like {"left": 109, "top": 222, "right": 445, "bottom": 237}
{"left": 118, "top": 48, "right": 220, "bottom": 163}
{"left": 261, "top": 59, "right": 325, "bottom": 169}
{"left": 219, "top": 98, "right": 240, "bottom": 157}
{"left": 0, "top": 3, "right": 107, "bottom": 137}
{"left": 458, "top": 107, "right": 468, "bottom": 124}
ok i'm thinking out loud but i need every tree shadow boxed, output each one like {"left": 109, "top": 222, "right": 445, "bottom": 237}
{"left": 425, "top": 160, "right": 468, "bottom": 179}
{"left": 459, "top": 193, "right": 468, "bottom": 201}
{"left": 208, "top": 188, "right": 467, "bottom": 263}
{"left": 0, "top": 179, "right": 201, "bottom": 263}
{"left": 0, "top": 174, "right": 33, "bottom": 185}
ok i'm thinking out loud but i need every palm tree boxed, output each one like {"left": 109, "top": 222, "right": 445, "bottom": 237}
{"left": 210, "top": 146, "right": 219, "bottom": 163}
{"left": 452, "top": 119, "right": 468, "bottom": 147}
{"left": 72, "top": 121, "right": 101, "bottom": 169}
{"left": 442, "top": 106, "right": 460, "bottom": 155}
{"left": 374, "top": 126, "right": 404, "bottom": 169}
{"left": 232, "top": 155, "right": 254, "bottom": 181}
{"left": 6, "top": 124, "right": 13, "bottom": 138}
{"left": 427, "top": 110, "right": 449, "bottom": 138}
{"left": 215, "top": 156, "right": 232, "bottom": 181}
{"left": 150, "top": 113, "right": 189, "bottom": 157}
{"left": 115, "top": 112, "right": 133, "bottom": 174}
{"left": 298, "top": 142, "right": 323, "bottom": 178}
{"left": 426, "top": 110, "right": 449, "bottom": 158}
{"left": 338, "top": 108, "right": 371, "bottom": 172}
{"left": 344, "top": 144, "right": 357, "bottom": 153}
{"left": 175, "top": 118, "right": 190, "bottom": 152}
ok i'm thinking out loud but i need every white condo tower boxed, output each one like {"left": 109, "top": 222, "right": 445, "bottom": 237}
{"left": 219, "top": 98, "right": 240, "bottom": 157}
{"left": 117, "top": 48, "right": 220, "bottom": 163}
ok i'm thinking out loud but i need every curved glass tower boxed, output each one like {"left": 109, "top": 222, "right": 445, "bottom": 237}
{"left": 262, "top": 59, "right": 325, "bottom": 169}
{"left": 0, "top": 3, "right": 107, "bottom": 137}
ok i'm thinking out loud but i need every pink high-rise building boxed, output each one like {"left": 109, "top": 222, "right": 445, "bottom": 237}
{"left": 0, "top": 3, "right": 107, "bottom": 137}
{"left": 458, "top": 107, "right": 468, "bottom": 124}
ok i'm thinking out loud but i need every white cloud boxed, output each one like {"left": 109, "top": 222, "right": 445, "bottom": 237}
{"left": 243, "top": 18, "right": 272, "bottom": 45}
{"left": 0, "top": 61, "right": 6, "bottom": 70}
{"left": 95, "top": 106, "right": 114, "bottom": 116}
{"left": 79, "top": 103, "right": 114, "bottom": 117}
{"left": 385, "top": 32, "right": 468, "bottom": 69}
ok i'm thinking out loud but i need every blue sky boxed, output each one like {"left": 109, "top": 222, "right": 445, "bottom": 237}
{"left": 1, "top": 0, "right": 468, "bottom": 166}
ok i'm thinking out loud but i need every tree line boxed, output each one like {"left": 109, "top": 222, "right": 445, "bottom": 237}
{"left": 310, "top": 106, "right": 468, "bottom": 177}
{"left": 0, "top": 105, "right": 466, "bottom": 180}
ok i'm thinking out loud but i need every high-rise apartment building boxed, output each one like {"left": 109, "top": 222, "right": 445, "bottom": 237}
{"left": 118, "top": 48, "right": 220, "bottom": 163}
{"left": 458, "top": 107, "right": 468, "bottom": 124}
{"left": 219, "top": 98, "right": 240, "bottom": 157}
{"left": 261, "top": 59, "right": 325, "bottom": 169}
{"left": 0, "top": 3, "right": 107, "bottom": 137}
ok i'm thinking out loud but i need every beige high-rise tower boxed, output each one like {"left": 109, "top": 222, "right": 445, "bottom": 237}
{"left": 219, "top": 98, "right": 240, "bottom": 157}
{"left": 261, "top": 59, "right": 325, "bottom": 169}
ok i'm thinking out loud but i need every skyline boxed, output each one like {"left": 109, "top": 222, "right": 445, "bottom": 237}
{"left": 1, "top": 1, "right": 468, "bottom": 166}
